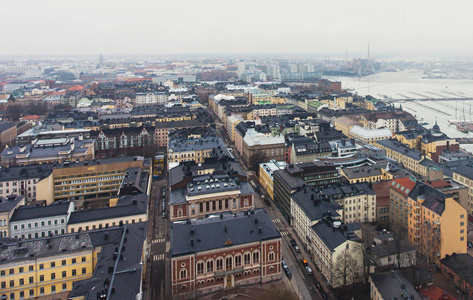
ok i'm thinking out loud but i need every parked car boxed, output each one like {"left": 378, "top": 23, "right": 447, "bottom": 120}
{"left": 469, "top": 215, "right": 473, "bottom": 222}
{"left": 294, "top": 245, "right": 300, "bottom": 253}
{"left": 290, "top": 239, "right": 297, "bottom": 246}
{"left": 284, "top": 267, "right": 293, "bottom": 279}
{"left": 162, "top": 211, "right": 167, "bottom": 218}
{"left": 305, "top": 266, "right": 313, "bottom": 275}
{"left": 301, "top": 259, "right": 308, "bottom": 267}
{"left": 321, "top": 292, "right": 328, "bottom": 300}
{"left": 468, "top": 241, "right": 473, "bottom": 248}
{"left": 281, "top": 259, "right": 288, "bottom": 269}
{"left": 315, "top": 281, "right": 322, "bottom": 291}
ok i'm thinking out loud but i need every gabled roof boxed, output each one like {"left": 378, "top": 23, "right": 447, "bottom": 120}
{"left": 390, "top": 177, "right": 416, "bottom": 197}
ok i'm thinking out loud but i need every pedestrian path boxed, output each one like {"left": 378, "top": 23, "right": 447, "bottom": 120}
{"left": 152, "top": 238, "right": 165, "bottom": 244}
{"left": 280, "top": 230, "right": 289, "bottom": 236}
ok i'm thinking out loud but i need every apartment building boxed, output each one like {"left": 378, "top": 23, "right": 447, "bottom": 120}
{"left": 348, "top": 126, "right": 392, "bottom": 145}
{"left": 376, "top": 139, "right": 423, "bottom": 174}
{"left": 92, "top": 125, "right": 155, "bottom": 156}
{"left": 407, "top": 183, "right": 467, "bottom": 264}
{"left": 258, "top": 160, "right": 287, "bottom": 200}
{"left": 68, "top": 194, "right": 148, "bottom": 233}
{"left": 170, "top": 209, "right": 281, "bottom": 298}
{"left": 320, "top": 183, "right": 377, "bottom": 223}
{"left": 452, "top": 164, "right": 473, "bottom": 215}
{"left": 290, "top": 187, "right": 342, "bottom": 251}
{"left": 369, "top": 271, "right": 420, "bottom": 300}
{"left": 9, "top": 201, "right": 74, "bottom": 239}
{"left": 273, "top": 162, "right": 341, "bottom": 220}
{"left": 0, "top": 163, "right": 54, "bottom": 202}
{"left": 36, "top": 156, "right": 151, "bottom": 207}
{"left": 341, "top": 165, "right": 383, "bottom": 184}
{"left": 155, "top": 117, "right": 212, "bottom": 148}
{"left": 135, "top": 91, "right": 168, "bottom": 105}
{"left": 0, "top": 195, "right": 25, "bottom": 238}
{"left": 309, "top": 219, "right": 362, "bottom": 288}
{"left": 168, "top": 134, "right": 229, "bottom": 167}
{"left": 0, "top": 223, "right": 147, "bottom": 300}
{"left": 389, "top": 177, "right": 417, "bottom": 236}
{"left": 0, "top": 137, "right": 95, "bottom": 167}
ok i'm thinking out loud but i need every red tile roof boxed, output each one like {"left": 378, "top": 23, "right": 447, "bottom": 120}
{"left": 390, "top": 177, "right": 416, "bottom": 196}
{"left": 67, "top": 85, "right": 85, "bottom": 92}
{"left": 424, "top": 179, "right": 450, "bottom": 189}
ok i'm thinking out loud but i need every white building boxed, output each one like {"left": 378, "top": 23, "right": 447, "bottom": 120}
{"left": 9, "top": 201, "right": 74, "bottom": 239}
{"left": 135, "top": 92, "right": 168, "bottom": 105}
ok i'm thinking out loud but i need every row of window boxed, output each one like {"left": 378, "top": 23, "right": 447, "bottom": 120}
{"left": 1, "top": 268, "right": 87, "bottom": 288}
{"left": 13, "top": 228, "right": 66, "bottom": 240}
{"left": 70, "top": 218, "right": 142, "bottom": 233}
{"left": 13, "top": 218, "right": 65, "bottom": 231}
{"left": 1, "top": 257, "right": 86, "bottom": 277}
{"left": 1, "top": 282, "right": 68, "bottom": 299}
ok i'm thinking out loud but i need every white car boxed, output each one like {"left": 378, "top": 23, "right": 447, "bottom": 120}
{"left": 305, "top": 266, "right": 313, "bottom": 275}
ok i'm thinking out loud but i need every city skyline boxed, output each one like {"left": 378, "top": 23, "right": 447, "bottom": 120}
{"left": 1, "top": 0, "right": 472, "bottom": 59}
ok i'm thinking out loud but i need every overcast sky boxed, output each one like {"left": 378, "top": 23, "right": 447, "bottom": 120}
{"left": 1, "top": 0, "right": 472, "bottom": 59}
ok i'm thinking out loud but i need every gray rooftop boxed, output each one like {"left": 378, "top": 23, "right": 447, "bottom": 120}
{"left": 291, "top": 188, "right": 342, "bottom": 222}
{"left": 370, "top": 271, "right": 420, "bottom": 300}
{"left": 0, "top": 195, "right": 24, "bottom": 213}
{"left": 311, "top": 220, "right": 360, "bottom": 251}
{"left": 0, "top": 163, "right": 55, "bottom": 182}
{"left": 10, "top": 201, "right": 72, "bottom": 222}
{"left": 377, "top": 139, "right": 422, "bottom": 161}
{"left": 171, "top": 208, "right": 280, "bottom": 257}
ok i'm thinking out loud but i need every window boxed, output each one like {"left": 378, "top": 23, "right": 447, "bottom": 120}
{"left": 216, "top": 258, "right": 223, "bottom": 271}
{"left": 9, "top": 294, "right": 14, "bottom": 300}
{"left": 40, "top": 287, "right": 44, "bottom": 295}
{"left": 72, "top": 258, "right": 76, "bottom": 264}
{"left": 51, "top": 285, "right": 56, "bottom": 293}
{"left": 82, "top": 256, "right": 86, "bottom": 262}
{"left": 1, "top": 282, "right": 5, "bottom": 289}
{"left": 461, "top": 237, "right": 465, "bottom": 241}
{"left": 51, "top": 262, "right": 55, "bottom": 268}
{"left": 29, "top": 290, "right": 34, "bottom": 297}
{"left": 253, "top": 251, "right": 260, "bottom": 263}
{"left": 39, "top": 264, "right": 44, "bottom": 270}
{"left": 206, "top": 260, "right": 214, "bottom": 272}
{"left": 29, "top": 277, "right": 33, "bottom": 284}
{"left": 39, "top": 275, "right": 44, "bottom": 282}
{"left": 235, "top": 255, "right": 242, "bottom": 267}
{"left": 9, "top": 280, "right": 14, "bottom": 287}
{"left": 62, "top": 260, "right": 66, "bottom": 266}
{"left": 9, "top": 269, "right": 13, "bottom": 275}
{"left": 0, "top": 270, "right": 4, "bottom": 276}
{"left": 244, "top": 253, "right": 251, "bottom": 265}
{"left": 62, "top": 283, "right": 67, "bottom": 290}
{"left": 268, "top": 252, "right": 275, "bottom": 261}
{"left": 461, "top": 222, "right": 465, "bottom": 226}
{"left": 19, "top": 278, "right": 24, "bottom": 286}
{"left": 82, "top": 268, "right": 86, "bottom": 274}
{"left": 196, "top": 261, "right": 204, "bottom": 275}
{"left": 51, "top": 273, "right": 55, "bottom": 280}
{"left": 226, "top": 256, "right": 232, "bottom": 270}
{"left": 180, "top": 269, "right": 187, "bottom": 279}
{"left": 72, "top": 269, "right": 76, "bottom": 276}
{"left": 62, "top": 271, "right": 66, "bottom": 278}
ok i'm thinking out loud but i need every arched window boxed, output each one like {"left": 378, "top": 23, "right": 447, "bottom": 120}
{"left": 206, "top": 259, "right": 214, "bottom": 272}
{"left": 180, "top": 268, "right": 187, "bottom": 279}
{"left": 234, "top": 254, "right": 242, "bottom": 267}
{"left": 19, "top": 291, "right": 24, "bottom": 299}
{"left": 244, "top": 252, "right": 251, "bottom": 265}
{"left": 181, "top": 284, "right": 186, "bottom": 290}
{"left": 9, "top": 293, "right": 14, "bottom": 300}
{"left": 29, "top": 290, "right": 34, "bottom": 297}
{"left": 268, "top": 251, "right": 275, "bottom": 261}
{"left": 196, "top": 261, "right": 204, "bottom": 275}
{"left": 226, "top": 256, "right": 232, "bottom": 271}
{"left": 253, "top": 251, "right": 260, "bottom": 263}
{"left": 216, "top": 257, "right": 223, "bottom": 271}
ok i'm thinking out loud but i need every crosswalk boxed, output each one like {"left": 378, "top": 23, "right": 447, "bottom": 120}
{"left": 152, "top": 254, "right": 165, "bottom": 261}
{"left": 272, "top": 219, "right": 281, "bottom": 224}
{"left": 151, "top": 238, "right": 165, "bottom": 244}
{"left": 280, "top": 230, "right": 289, "bottom": 236}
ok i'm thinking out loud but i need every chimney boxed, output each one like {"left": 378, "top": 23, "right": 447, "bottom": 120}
{"left": 446, "top": 141, "right": 450, "bottom": 152}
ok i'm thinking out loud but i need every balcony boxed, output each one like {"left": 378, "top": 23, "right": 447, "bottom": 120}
{"left": 433, "top": 220, "right": 440, "bottom": 226}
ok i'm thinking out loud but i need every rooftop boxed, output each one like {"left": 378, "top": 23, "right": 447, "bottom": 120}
{"left": 170, "top": 208, "right": 280, "bottom": 257}
{"left": 10, "top": 201, "right": 73, "bottom": 222}
{"left": 377, "top": 139, "right": 422, "bottom": 161}
{"left": 370, "top": 271, "right": 420, "bottom": 300}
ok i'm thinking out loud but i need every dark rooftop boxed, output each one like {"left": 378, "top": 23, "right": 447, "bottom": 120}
{"left": 10, "top": 201, "right": 72, "bottom": 222}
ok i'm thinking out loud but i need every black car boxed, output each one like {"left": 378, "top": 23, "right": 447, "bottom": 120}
{"left": 315, "top": 281, "right": 322, "bottom": 291}
{"left": 290, "top": 239, "right": 297, "bottom": 246}
{"left": 284, "top": 267, "right": 292, "bottom": 279}
{"left": 321, "top": 292, "right": 328, "bottom": 300}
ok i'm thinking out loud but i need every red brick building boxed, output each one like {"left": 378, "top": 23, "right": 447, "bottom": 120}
{"left": 170, "top": 209, "right": 282, "bottom": 298}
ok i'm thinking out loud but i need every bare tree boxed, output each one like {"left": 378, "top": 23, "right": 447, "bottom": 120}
{"left": 332, "top": 247, "right": 361, "bottom": 290}
{"left": 250, "top": 150, "right": 268, "bottom": 173}
{"left": 357, "top": 223, "right": 376, "bottom": 283}
{"left": 254, "top": 284, "right": 298, "bottom": 300}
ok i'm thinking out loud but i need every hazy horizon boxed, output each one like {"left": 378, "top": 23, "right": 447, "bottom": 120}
{"left": 2, "top": 0, "right": 472, "bottom": 60}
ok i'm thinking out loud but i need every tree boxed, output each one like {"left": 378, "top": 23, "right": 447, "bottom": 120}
{"left": 249, "top": 150, "right": 268, "bottom": 173}
{"left": 255, "top": 284, "right": 298, "bottom": 300}
{"left": 6, "top": 104, "right": 22, "bottom": 121}
{"left": 332, "top": 247, "right": 360, "bottom": 290}
{"left": 358, "top": 223, "right": 376, "bottom": 283}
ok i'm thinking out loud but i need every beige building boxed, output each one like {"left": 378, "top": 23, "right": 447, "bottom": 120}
{"left": 36, "top": 156, "right": 150, "bottom": 207}
{"left": 0, "top": 195, "right": 25, "bottom": 238}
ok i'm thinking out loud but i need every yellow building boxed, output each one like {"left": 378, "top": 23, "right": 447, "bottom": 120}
{"left": 0, "top": 234, "right": 94, "bottom": 299}
{"left": 376, "top": 139, "right": 423, "bottom": 174}
{"left": 0, "top": 195, "right": 25, "bottom": 238}
{"left": 348, "top": 126, "right": 392, "bottom": 145}
{"left": 340, "top": 165, "right": 383, "bottom": 184}
{"left": 452, "top": 165, "right": 473, "bottom": 216}
{"left": 168, "top": 134, "right": 227, "bottom": 166}
{"left": 36, "top": 156, "right": 150, "bottom": 206}
{"left": 407, "top": 183, "right": 467, "bottom": 264}
{"left": 258, "top": 160, "right": 287, "bottom": 200}
{"left": 333, "top": 116, "right": 358, "bottom": 137}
